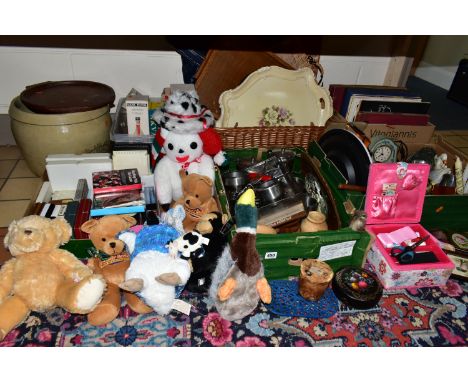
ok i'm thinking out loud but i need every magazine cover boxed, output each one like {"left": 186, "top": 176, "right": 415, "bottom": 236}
{"left": 92, "top": 168, "right": 142, "bottom": 194}
{"left": 93, "top": 189, "right": 145, "bottom": 209}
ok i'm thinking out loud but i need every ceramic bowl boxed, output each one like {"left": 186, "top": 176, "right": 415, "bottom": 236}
{"left": 9, "top": 97, "right": 111, "bottom": 176}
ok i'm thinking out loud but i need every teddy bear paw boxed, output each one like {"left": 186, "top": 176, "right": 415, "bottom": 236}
{"left": 75, "top": 276, "right": 106, "bottom": 313}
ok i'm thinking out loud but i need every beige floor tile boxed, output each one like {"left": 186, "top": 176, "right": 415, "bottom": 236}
{"left": 0, "top": 178, "right": 5, "bottom": 189}
{"left": 0, "top": 160, "right": 17, "bottom": 178}
{"left": 0, "top": 178, "right": 42, "bottom": 200}
{"left": 0, "top": 145, "right": 22, "bottom": 160}
{"left": 10, "top": 159, "right": 38, "bottom": 178}
{"left": 0, "top": 200, "right": 31, "bottom": 228}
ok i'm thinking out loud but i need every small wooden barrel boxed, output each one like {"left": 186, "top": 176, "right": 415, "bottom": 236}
{"left": 299, "top": 259, "right": 334, "bottom": 301}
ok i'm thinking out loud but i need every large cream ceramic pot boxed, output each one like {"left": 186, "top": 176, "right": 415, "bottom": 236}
{"left": 9, "top": 97, "right": 111, "bottom": 176}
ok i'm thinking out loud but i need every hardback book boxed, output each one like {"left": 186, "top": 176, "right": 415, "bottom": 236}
{"left": 92, "top": 168, "right": 142, "bottom": 195}
{"left": 355, "top": 112, "right": 431, "bottom": 126}
{"left": 358, "top": 100, "right": 431, "bottom": 115}
{"left": 74, "top": 178, "right": 89, "bottom": 201}
{"left": 339, "top": 87, "right": 416, "bottom": 117}
{"left": 112, "top": 150, "right": 150, "bottom": 176}
{"left": 73, "top": 199, "right": 92, "bottom": 239}
{"left": 93, "top": 190, "right": 145, "bottom": 209}
{"left": 257, "top": 197, "right": 306, "bottom": 227}
{"left": 328, "top": 84, "right": 407, "bottom": 113}
{"left": 90, "top": 204, "right": 146, "bottom": 217}
{"left": 345, "top": 95, "right": 422, "bottom": 122}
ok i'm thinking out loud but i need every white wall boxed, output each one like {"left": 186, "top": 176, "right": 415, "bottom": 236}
{"left": 0, "top": 48, "right": 393, "bottom": 145}
{"left": 320, "top": 55, "right": 392, "bottom": 88}
{"left": 0, "top": 46, "right": 184, "bottom": 115}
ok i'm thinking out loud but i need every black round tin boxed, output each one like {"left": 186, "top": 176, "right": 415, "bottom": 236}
{"left": 332, "top": 266, "right": 383, "bottom": 309}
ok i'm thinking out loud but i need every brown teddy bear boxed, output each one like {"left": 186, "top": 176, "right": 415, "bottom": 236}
{"left": 0, "top": 215, "right": 106, "bottom": 341}
{"left": 80, "top": 215, "right": 152, "bottom": 326}
{"left": 173, "top": 169, "right": 219, "bottom": 232}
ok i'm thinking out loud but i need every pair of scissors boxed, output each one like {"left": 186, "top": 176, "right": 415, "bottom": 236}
{"left": 390, "top": 235, "right": 430, "bottom": 264}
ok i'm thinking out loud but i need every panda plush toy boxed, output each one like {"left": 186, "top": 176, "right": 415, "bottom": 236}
{"left": 170, "top": 231, "right": 209, "bottom": 260}
{"left": 167, "top": 212, "right": 232, "bottom": 294}
{"left": 152, "top": 90, "right": 226, "bottom": 207}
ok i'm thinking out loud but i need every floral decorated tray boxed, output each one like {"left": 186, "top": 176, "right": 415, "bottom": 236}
{"left": 217, "top": 66, "right": 333, "bottom": 128}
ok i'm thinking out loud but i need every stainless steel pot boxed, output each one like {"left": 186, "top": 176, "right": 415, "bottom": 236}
{"left": 223, "top": 171, "right": 248, "bottom": 189}
{"left": 257, "top": 179, "right": 283, "bottom": 204}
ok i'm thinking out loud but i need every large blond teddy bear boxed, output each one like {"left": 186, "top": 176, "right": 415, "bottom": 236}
{"left": 0, "top": 215, "right": 106, "bottom": 341}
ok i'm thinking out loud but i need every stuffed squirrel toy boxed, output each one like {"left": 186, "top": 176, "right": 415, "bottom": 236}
{"left": 80, "top": 215, "right": 152, "bottom": 326}
{"left": 0, "top": 215, "right": 106, "bottom": 341}
{"left": 209, "top": 189, "right": 272, "bottom": 321}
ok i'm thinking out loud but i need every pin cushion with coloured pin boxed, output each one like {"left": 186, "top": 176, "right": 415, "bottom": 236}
{"left": 332, "top": 266, "right": 383, "bottom": 309}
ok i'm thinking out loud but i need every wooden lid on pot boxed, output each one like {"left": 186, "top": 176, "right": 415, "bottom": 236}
{"left": 20, "top": 80, "right": 115, "bottom": 114}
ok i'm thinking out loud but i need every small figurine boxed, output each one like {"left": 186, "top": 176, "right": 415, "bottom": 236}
{"left": 349, "top": 210, "right": 367, "bottom": 232}
{"left": 454, "top": 156, "right": 464, "bottom": 195}
{"left": 429, "top": 153, "right": 452, "bottom": 185}
{"left": 463, "top": 163, "right": 468, "bottom": 194}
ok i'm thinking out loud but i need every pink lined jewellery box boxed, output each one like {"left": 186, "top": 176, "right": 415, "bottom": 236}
{"left": 364, "top": 162, "right": 454, "bottom": 289}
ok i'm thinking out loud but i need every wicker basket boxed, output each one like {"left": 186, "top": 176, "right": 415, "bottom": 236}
{"left": 216, "top": 125, "right": 325, "bottom": 150}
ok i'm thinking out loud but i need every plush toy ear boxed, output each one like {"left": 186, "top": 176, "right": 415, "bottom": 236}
{"left": 179, "top": 168, "right": 188, "bottom": 180}
{"left": 120, "top": 215, "right": 137, "bottom": 229}
{"left": 221, "top": 213, "right": 229, "bottom": 225}
{"left": 80, "top": 219, "right": 99, "bottom": 234}
{"left": 52, "top": 217, "right": 72, "bottom": 244}
{"left": 3, "top": 220, "right": 17, "bottom": 249}
{"left": 187, "top": 90, "right": 198, "bottom": 99}
{"left": 200, "top": 176, "right": 213, "bottom": 187}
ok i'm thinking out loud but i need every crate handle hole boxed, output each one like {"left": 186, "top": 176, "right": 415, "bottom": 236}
{"left": 288, "top": 258, "right": 304, "bottom": 266}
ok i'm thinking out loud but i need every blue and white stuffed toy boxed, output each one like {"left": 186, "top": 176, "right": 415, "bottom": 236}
{"left": 118, "top": 206, "right": 191, "bottom": 315}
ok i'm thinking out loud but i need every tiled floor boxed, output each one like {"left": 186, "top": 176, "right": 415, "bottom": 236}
{"left": 0, "top": 145, "right": 42, "bottom": 264}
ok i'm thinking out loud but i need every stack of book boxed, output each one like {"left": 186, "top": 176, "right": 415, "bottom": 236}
{"left": 31, "top": 179, "right": 92, "bottom": 239}
{"left": 90, "top": 168, "right": 146, "bottom": 217}
{"left": 329, "top": 84, "right": 431, "bottom": 125}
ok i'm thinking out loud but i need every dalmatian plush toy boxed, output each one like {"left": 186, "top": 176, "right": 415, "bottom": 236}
{"left": 152, "top": 90, "right": 226, "bottom": 206}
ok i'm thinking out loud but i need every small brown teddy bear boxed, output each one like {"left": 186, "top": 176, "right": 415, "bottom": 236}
{"left": 80, "top": 215, "right": 152, "bottom": 326}
{"left": 173, "top": 169, "right": 219, "bottom": 232}
{"left": 0, "top": 215, "right": 106, "bottom": 341}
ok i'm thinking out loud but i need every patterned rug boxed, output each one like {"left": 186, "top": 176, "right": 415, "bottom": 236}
{"left": 1, "top": 278, "right": 467, "bottom": 347}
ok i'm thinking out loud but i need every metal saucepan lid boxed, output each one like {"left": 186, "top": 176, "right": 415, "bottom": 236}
{"left": 20, "top": 80, "right": 115, "bottom": 114}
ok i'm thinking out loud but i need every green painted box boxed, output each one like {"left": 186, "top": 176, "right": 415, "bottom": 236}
{"left": 215, "top": 147, "right": 371, "bottom": 280}
{"left": 307, "top": 139, "right": 468, "bottom": 232}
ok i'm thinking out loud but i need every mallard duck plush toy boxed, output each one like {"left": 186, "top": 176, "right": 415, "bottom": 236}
{"left": 209, "top": 189, "right": 272, "bottom": 321}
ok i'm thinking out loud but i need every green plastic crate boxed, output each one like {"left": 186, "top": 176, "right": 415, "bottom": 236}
{"left": 216, "top": 147, "right": 371, "bottom": 280}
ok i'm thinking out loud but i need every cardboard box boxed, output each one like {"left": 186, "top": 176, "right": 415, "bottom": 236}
{"left": 364, "top": 163, "right": 454, "bottom": 289}
{"left": 357, "top": 122, "right": 435, "bottom": 144}
{"left": 126, "top": 95, "right": 150, "bottom": 136}
{"left": 45, "top": 154, "right": 112, "bottom": 198}
{"left": 326, "top": 111, "right": 436, "bottom": 144}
